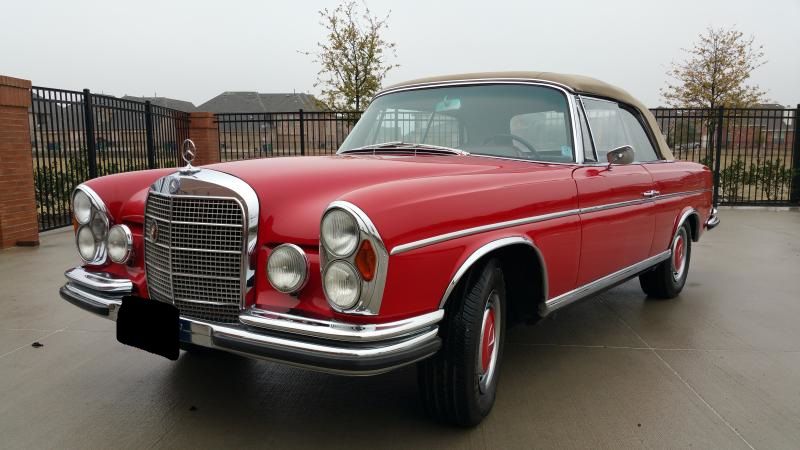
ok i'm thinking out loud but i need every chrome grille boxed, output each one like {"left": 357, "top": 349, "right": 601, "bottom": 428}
{"left": 144, "top": 192, "right": 245, "bottom": 323}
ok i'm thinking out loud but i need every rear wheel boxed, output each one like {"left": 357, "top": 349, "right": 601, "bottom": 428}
{"left": 639, "top": 223, "right": 691, "bottom": 298}
{"left": 418, "top": 258, "right": 506, "bottom": 427}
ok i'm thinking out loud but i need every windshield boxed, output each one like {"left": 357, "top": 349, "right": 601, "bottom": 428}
{"left": 339, "top": 84, "right": 575, "bottom": 163}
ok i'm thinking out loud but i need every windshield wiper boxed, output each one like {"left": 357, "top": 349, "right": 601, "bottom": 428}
{"left": 340, "top": 141, "right": 469, "bottom": 156}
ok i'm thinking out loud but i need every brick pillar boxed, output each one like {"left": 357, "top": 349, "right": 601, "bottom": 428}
{"left": 188, "top": 112, "right": 220, "bottom": 166}
{"left": 0, "top": 76, "right": 39, "bottom": 248}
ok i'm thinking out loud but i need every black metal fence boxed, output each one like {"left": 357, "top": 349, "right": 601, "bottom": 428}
{"left": 217, "top": 111, "right": 361, "bottom": 161}
{"left": 652, "top": 106, "right": 799, "bottom": 206}
{"left": 30, "top": 86, "right": 190, "bottom": 231}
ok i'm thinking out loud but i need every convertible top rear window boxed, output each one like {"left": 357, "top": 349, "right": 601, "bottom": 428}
{"left": 339, "top": 84, "right": 574, "bottom": 163}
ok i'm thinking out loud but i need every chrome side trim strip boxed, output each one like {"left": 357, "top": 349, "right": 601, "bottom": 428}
{"left": 579, "top": 198, "right": 650, "bottom": 214}
{"left": 390, "top": 189, "right": 712, "bottom": 255}
{"left": 438, "top": 236, "right": 546, "bottom": 308}
{"left": 539, "top": 250, "right": 671, "bottom": 316}
{"left": 391, "top": 209, "right": 579, "bottom": 256}
{"left": 239, "top": 308, "right": 444, "bottom": 342}
{"left": 65, "top": 267, "right": 133, "bottom": 294}
{"left": 654, "top": 189, "right": 709, "bottom": 201}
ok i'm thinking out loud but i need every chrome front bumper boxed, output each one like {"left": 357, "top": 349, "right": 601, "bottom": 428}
{"left": 705, "top": 207, "right": 720, "bottom": 230}
{"left": 60, "top": 267, "right": 442, "bottom": 375}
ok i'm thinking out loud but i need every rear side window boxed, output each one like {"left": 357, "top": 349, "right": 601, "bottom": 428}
{"left": 581, "top": 97, "right": 659, "bottom": 162}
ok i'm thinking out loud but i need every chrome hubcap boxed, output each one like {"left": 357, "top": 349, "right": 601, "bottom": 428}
{"left": 671, "top": 228, "right": 688, "bottom": 281}
{"left": 478, "top": 291, "right": 501, "bottom": 394}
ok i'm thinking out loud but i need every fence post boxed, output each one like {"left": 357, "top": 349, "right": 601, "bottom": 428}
{"left": 82, "top": 89, "right": 98, "bottom": 178}
{"left": 790, "top": 104, "right": 800, "bottom": 205}
{"left": 144, "top": 101, "right": 155, "bottom": 169}
{"left": 298, "top": 109, "right": 306, "bottom": 156}
{"left": 0, "top": 75, "right": 39, "bottom": 248}
{"left": 712, "top": 106, "right": 724, "bottom": 207}
{"left": 188, "top": 112, "right": 220, "bottom": 166}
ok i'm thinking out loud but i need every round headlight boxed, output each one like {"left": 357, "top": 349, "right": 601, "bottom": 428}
{"left": 73, "top": 190, "right": 92, "bottom": 225}
{"left": 323, "top": 261, "right": 361, "bottom": 310}
{"left": 321, "top": 209, "right": 359, "bottom": 257}
{"left": 77, "top": 226, "right": 98, "bottom": 261}
{"left": 267, "top": 244, "right": 309, "bottom": 294}
{"left": 107, "top": 225, "right": 132, "bottom": 263}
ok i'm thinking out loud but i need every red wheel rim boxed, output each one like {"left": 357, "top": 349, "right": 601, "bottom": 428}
{"left": 480, "top": 308, "right": 496, "bottom": 373}
{"left": 671, "top": 227, "right": 688, "bottom": 281}
{"left": 478, "top": 291, "right": 501, "bottom": 394}
{"left": 673, "top": 236, "right": 684, "bottom": 272}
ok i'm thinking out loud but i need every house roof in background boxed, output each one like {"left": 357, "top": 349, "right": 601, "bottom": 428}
{"left": 197, "top": 92, "right": 325, "bottom": 113}
{"left": 122, "top": 96, "right": 197, "bottom": 112}
{"left": 754, "top": 103, "right": 788, "bottom": 109}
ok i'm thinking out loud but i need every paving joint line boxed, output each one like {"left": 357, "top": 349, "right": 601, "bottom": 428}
{"left": 598, "top": 298, "right": 756, "bottom": 450}
{"left": 0, "top": 329, "right": 64, "bottom": 360}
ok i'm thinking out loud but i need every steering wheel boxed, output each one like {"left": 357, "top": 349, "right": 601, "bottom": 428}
{"left": 482, "top": 133, "right": 541, "bottom": 158}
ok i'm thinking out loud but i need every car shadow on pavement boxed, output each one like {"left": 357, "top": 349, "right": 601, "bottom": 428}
{"left": 158, "top": 348, "right": 480, "bottom": 447}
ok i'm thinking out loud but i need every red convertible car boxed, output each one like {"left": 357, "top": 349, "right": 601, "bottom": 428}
{"left": 61, "top": 72, "right": 719, "bottom": 426}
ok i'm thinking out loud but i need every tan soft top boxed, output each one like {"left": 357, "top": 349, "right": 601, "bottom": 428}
{"left": 382, "top": 71, "right": 673, "bottom": 159}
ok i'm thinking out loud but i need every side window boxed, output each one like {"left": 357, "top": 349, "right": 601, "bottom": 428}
{"left": 581, "top": 97, "right": 660, "bottom": 162}
{"left": 618, "top": 108, "right": 659, "bottom": 161}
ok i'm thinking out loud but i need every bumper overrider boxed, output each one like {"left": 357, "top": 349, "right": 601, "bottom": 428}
{"left": 705, "top": 207, "right": 720, "bottom": 230}
{"left": 60, "top": 267, "right": 443, "bottom": 375}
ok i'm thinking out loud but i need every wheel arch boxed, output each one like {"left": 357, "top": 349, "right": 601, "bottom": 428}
{"left": 676, "top": 208, "right": 700, "bottom": 242}
{"left": 439, "top": 236, "right": 547, "bottom": 324}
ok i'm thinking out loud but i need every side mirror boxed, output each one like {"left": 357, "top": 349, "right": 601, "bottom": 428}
{"left": 606, "top": 145, "right": 635, "bottom": 166}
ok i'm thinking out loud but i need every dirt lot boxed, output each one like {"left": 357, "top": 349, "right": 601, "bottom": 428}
{"left": 1, "top": 208, "right": 798, "bottom": 449}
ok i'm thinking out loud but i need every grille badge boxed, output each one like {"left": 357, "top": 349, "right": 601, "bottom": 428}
{"left": 147, "top": 221, "right": 158, "bottom": 243}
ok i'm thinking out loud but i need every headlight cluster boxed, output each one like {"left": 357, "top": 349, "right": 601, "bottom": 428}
{"left": 72, "top": 187, "right": 132, "bottom": 264}
{"left": 264, "top": 202, "right": 385, "bottom": 314}
{"left": 319, "top": 205, "right": 380, "bottom": 312}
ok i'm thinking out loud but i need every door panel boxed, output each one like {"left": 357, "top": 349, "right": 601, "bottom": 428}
{"left": 573, "top": 165, "right": 655, "bottom": 284}
{"left": 644, "top": 161, "right": 712, "bottom": 253}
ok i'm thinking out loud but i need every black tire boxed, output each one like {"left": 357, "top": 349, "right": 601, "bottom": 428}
{"left": 640, "top": 222, "right": 692, "bottom": 299}
{"left": 418, "top": 258, "right": 507, "bottom": 427}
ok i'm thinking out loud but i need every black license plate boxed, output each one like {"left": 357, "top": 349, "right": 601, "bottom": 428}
{"left": 117, "top": 296, "right": 179, "bottom": 360}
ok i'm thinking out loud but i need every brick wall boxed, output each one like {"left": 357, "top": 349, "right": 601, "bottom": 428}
{"left": 188, "top": 112, "right": 220, "bottom": 166}
{"left": 0, "top": 76, "right": 39, "bottom": 248}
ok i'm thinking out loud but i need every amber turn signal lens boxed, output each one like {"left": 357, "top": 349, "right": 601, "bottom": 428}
{"left": 354, "top": 240, "right": 376, "bottom": 281}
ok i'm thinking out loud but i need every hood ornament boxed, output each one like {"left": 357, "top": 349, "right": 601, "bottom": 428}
{"left": 180, "top": 139, "right": 201, "bottom": 174}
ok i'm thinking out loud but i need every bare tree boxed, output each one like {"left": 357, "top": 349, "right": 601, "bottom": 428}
{"left": 662, "top": 26, "right": 766, "bottom": 109}
{"left": 303, "top": 1, "right": 398, "bottom": 111}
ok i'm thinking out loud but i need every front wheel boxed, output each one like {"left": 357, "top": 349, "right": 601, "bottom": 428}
{"left": 639, "top": 223, "right": 691, "bottom": 298}
{"left": 418, "top": 258, "right": 506, "bottom": 427}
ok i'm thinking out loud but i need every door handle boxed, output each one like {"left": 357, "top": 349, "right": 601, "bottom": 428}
{"left": 642, "top": 190, "right": 660, "bottom": 198}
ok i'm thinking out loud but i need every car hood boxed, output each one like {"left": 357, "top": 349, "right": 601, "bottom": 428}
{"left": 205, "top": 155, "right": 577, "bottom": 249}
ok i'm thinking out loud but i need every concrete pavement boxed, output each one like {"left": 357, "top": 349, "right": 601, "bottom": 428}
{"left": 1, "top": 209, "right": 799, "bottom": 449}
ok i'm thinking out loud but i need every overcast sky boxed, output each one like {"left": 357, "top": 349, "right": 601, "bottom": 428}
{"left": 2, "top": 0, "right": 798, "bottom": 107}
